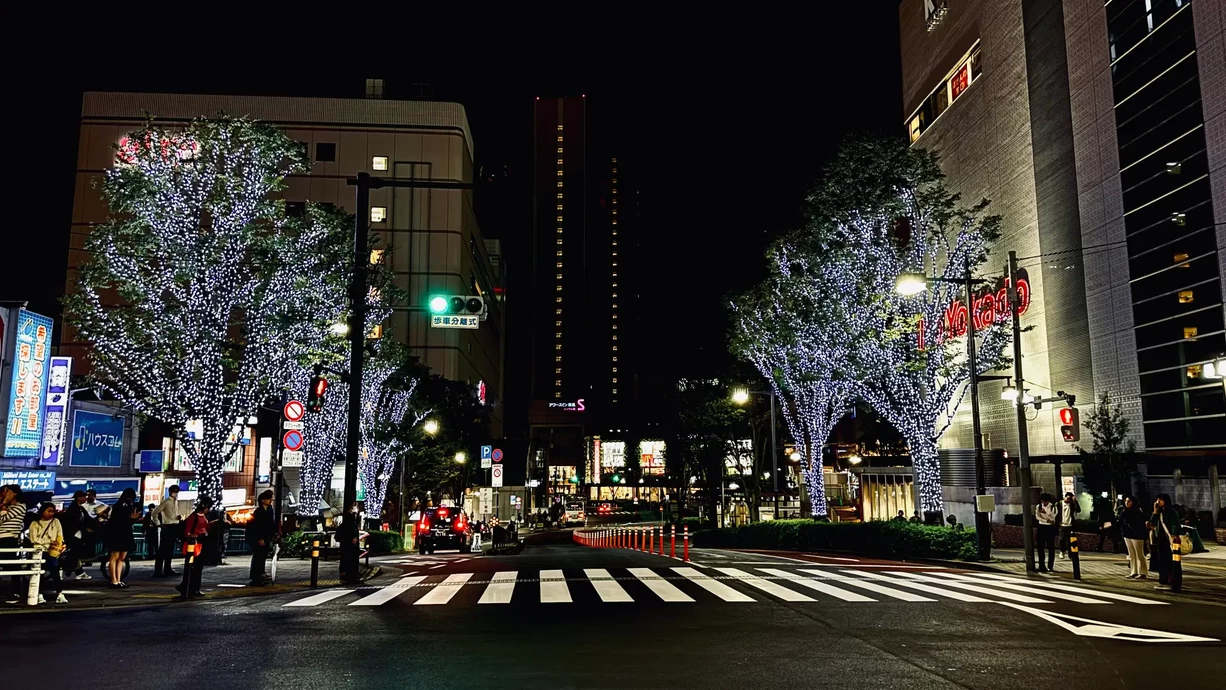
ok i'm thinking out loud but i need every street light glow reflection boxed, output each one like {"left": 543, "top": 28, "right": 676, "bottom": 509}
{"left": 454, "top": 451, "right": 466, "bottom": 464}
{"left": 423, "top": 419, "right": 440, "bottom": 435}
{"left": 895, "top": 273, "right": 928, "bottom": 296}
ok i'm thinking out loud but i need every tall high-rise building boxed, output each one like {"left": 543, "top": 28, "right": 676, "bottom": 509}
{"left": 899, "top": 0, "right": 1224, "bottom": 511}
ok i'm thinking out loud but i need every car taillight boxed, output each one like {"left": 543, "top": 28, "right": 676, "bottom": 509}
{"left": 417, "top": 518, "right": 430, "bottom": 532}
{"left": 438, "top": 508, "right": 448, "bottom": 517}
{"left": 454, "top": 516, "right": 466, "bottom": 531}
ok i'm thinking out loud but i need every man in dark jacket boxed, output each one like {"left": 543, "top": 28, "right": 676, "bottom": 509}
{"left": 59, "top": 491, "right": 94, "bottom": 580}
{"left": 247, "top": 490, "right": 276, "bottom": 585}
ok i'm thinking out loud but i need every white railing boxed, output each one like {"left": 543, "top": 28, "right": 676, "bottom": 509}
{"left": 0, "top": 546, "right": 44, "bottom": 606}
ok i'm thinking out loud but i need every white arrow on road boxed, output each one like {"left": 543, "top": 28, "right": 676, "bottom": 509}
{"left": 998, "top": 602, "right": 1219, "bottom": 643}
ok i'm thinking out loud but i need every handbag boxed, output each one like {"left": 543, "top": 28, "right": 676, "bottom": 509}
{"left": 1175, "top": 535, "right": 1193, "bottom": 555}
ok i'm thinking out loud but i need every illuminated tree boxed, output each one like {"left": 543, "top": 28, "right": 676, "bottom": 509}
{"left": 67, "top": 117, "right": 346, "bottom": 503}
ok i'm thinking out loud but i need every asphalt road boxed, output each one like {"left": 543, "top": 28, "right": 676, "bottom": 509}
{"left": 4, "top": 539, "right": 1224, "bottom": 689}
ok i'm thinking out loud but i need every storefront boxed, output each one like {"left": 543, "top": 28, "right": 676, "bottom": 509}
{"left": 858, "top": 467, "right": 916, "bottom": 522}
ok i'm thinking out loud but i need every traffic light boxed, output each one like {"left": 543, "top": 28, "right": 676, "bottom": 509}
{"left": 427, "top": 294, "right": 485, "bottom": 318}
{"left": 1059, "top": 407, "right": 1080, "bottom": 442}
{"left": 609, "top": 473, "right": 621, "bottom": 484}
{"left": 307, "top": 364, "right": 327, "bottom": 412}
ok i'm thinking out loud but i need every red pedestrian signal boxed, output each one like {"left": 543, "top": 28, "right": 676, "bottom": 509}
{"left": 1059, "top": 407, "right": 1080, "bottom": 442}
{"left": 307, "top": 364, "right": 327, "bottom": 412}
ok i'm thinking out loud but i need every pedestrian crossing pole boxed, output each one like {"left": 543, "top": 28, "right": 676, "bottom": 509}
{"left": 1069, "top": 534, "right": 1080, "bottom": 580}
{"left": 1171, "top": 537, "right": 1183, "bottom": 592}
{"left": 649, "top": 526, "right": 654, "bottom": 553}
{"left": 670, "top": 525, "right": 676, "bottom": 558}
{"left": 658, "top": 527, "right": 664, "bottom": 556}
{"left": 683, "top": 525, "right": 690, "bottom": 562}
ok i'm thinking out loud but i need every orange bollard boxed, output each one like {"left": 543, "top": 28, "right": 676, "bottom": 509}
{"left": 683, "top": 524, "right": 690, "bottom": 562}
{"left": 670, "top": 524, "right": 676, "bottom": 558}
{"left": 659, "top": 526, "right": 664, "bottom": 555}
{"left": 649, "top": 526, "right": 654, "bottom": 553}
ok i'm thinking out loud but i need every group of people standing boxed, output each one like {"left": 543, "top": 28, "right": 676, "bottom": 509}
{"left": 1034, "top": 491, "right": 1187, "bottom": 592}
{"left": 0, "top": 483, "right": 279, "bottom": 605}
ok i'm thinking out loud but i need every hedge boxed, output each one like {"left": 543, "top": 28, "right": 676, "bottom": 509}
{"left": 365, "top": 530, "right": 405, "bottom": 555}
{"left": 690, "top": 519, "right": 978, "bottom": 561}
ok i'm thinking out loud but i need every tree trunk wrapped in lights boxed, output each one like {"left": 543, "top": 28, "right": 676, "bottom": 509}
{"left": 67, "top": 117, "right": 348, "bottom": 503}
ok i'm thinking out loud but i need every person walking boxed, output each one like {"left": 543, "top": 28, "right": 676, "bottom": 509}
{"left": 1, "top": 484, "right": 29, "bottom": 604}
{"left": 176, "top": 499, "right": 211, "bottom": 598}
{"left": 247, "top": 490, "right": 276, "bottom": 585}
{"left": 150, "top": 485, "right": 181, "bottom": 577}
{"left": 1058, "top": 492, "right": 1080, "bottom": 560}
{"left": 27, "top": 503, "right": 67, "bottom": 604}
{"left": 1034, "top": 493, "right": 1059, "bottom": 573}
{"left": 1117, "top": 496, "right": 1148, "bottom": 580}
{"left": 104, "top": 488, "right": 141, "bottom": 588}
{"left": 1147, "top": 493, "right": 1183, "bottom": 592}
{"left": 58, "top": 491, "right": 93, "bottom": 580}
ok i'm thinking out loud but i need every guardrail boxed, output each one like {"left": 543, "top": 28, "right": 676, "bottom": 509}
{"left": 573, "top": 524, "right": 689, "bottom": 561}
{"left": 0, "top": 546, "right": 45, "bottom": 606}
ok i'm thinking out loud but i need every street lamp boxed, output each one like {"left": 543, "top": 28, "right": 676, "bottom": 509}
{"left": 731, "top": 388, "right": 750, "bottom": 405}
{"left": 329, "top": 322, "right": 350, "bottom": 336}
{"left": 731, "top": 386, "right": 783, "bottom": 520}
{"left": 894, "top": 272, "right": 929, "bottom": 296}
{"left": 454, "top": 451, "right": 467, "bottom": 464}
{"left": 846, "top": 454, "right": 862, "bottom": 466}
{"left": 423, "top": 419, "right": 440, "bottom": 436}
{"left": 789, "top": 450, "right": 801, "bottom": 462}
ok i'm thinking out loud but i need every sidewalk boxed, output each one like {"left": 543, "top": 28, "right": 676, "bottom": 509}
{"left": 982, "top": 543, "right": 1226, "bottom": 603}
{"left": 0, "top": 553, "right": 393, "bottom": 612}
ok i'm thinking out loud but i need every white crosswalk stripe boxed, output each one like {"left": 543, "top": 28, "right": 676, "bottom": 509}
{"left": 280, "top": 565, "right": 1172, "bottom": 609}
{"left": 585, "top": 569, "right": 634, "bottom": 602}
{"left": 478, "top": 571, "right": 517, "bottom": 604}
{"left": 673, "top": 567, "right": 756, "bottom": 602}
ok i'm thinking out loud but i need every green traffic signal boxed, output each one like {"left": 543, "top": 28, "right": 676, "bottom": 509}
{"left": 428, "top": 295, "right": 449, "bottom": 314}
{"left": 610, "top": 474, "right": 620, "bottom": 483}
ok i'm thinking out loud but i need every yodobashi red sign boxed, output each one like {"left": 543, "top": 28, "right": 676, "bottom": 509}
{"left": 918, "top": 269, "right": 1032, "bottom": 349}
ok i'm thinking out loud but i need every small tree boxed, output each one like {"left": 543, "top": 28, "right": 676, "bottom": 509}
{"left": 1078, "top": 391, "right": 1136, "bottom": 516}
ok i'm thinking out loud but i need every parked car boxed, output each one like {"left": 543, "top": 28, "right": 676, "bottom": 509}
{"left": 415, "top": 507, "right": 473, "bottom": 554}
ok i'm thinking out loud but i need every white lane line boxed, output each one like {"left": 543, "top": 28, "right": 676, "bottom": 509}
{"left": 478, "top": 571, "right": 517, "bottom": 604}
{"left": 929, "top": 572, "right": 1110, "bottom": 604}
{"left": 399, "top": 571, "right": 418, "bottom": 578}
{"left": 629, "top": 567, "right": 694, "bottom": 602}
{"left": 887, "top": 571, "right": 1051, "bottom": 604}
{"left": 585, "top": 568, "right": 634, "bottom": 602}
{"left": 217, "top": 584, "right": 246, "bottom": 588}
{"left": 799, "top": 569, "right": 935, "bottom": 602}
{"left": 351, "top": 576, "right": 426, "bottom": 606}
{"left": 429, "top": 564, "right": 446, "bottom": 569}
{"left": 285, "top": 589, "right": 354, "bottom": 607}
{"left": 673, "top": 567, "right": 755, "bottom": 602}
{"left": 758, "top": 568, "right": 876, "bottom": 602}
{"left": 844, "top": 570, "right": 992, "bottom": 603}
{"left": 415, "top": 573, "right": 473, "bottom": 605}
{"left": 968, "top": 573, "right": 1168, "bottom": 605}
{"left": 540, "top": 569, "right": 572, "bottom": 603}
{"left": 712, "top": 567, "right": 815, "bottom": 602}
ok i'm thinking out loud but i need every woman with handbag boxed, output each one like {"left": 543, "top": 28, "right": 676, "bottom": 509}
{"left": 28, "top": 502, "right": 67, "bottom": 604}
{"left": 176, "top": 499, "right": 212, "bottom": 598}
{"left": 1147, "top": 493, "right": 1185, "bottom": 592}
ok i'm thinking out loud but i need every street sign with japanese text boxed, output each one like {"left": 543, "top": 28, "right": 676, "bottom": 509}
{"left": 430, "top": 315, "right": 480, "bottom": 329}
{"left": 282, "top": 421, "right": 304, "bottom": 430}
{"left": 40, "top": 356, "right": 72, "bottom": 466}
{"left": 3, "top": 309, "right": 53, "bottom": 457}
{"left": 281, "top": 450, "right": 303, "bottom": 467}
{"left": 491, "top": 465, "right": 504, "bottom": 487}
{"left": 0, "top": 470, "right": 55, "bottom": 492}
{"left": 481, "top": 457, "right": 492, "bottom": 469}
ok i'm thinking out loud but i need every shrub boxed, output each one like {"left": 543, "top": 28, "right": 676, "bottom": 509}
{"left": 281, "top": 528, "right": 327, "bottom": 558}
{"left": 365, "top": 530, "right": 404, "bottom": 555}
{"left": 1004, "top": 513, "right": 1023, "bottom": 527}
{"left": 690, "top": 519, "right": 978, "bottom": 561}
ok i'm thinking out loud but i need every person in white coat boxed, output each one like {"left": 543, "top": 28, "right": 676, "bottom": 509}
{"left": 28, "top": 503, "right": 68, "bottom": 604}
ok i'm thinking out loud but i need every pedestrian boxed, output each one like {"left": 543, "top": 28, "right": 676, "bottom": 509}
{"left": 1058, "top": 492, "right": 1079, "bottom": 559}
{"left": 893, "top": 510, "right": 906, "bottom": 522}
{"left": 151, "top": 485, "right": 182, "bottom": 577}
{"left": 58, "top": 490, "right": 93, "bottom": 580}
{"left": 908, "top": 511, "right": 921, "bottom": 523}
{"left": 27, "top": 502, "right": 67, "bottom": 604}
{"left": 104, "top": 488, "right": 141, "bottom": 588}
{"left": 1116, "top": 496, "right": 1148, "bottom": 580}
{"left": 1034, "top": 493, "right": 1059, "bottom": 573}
{"left": 247, "top": 490, "right": 276, "bottom": 585}
{"left": 142, "top": 503, "right": 159, "bottom": 561}
{"left": 1, "top": 484, "right": 29, "bottom": 604}
{"left": 1147, "top": 493, "right": 1183, "bottom": 592}
{"left": 176, "top": 499, "right": 211, "bottom": 598}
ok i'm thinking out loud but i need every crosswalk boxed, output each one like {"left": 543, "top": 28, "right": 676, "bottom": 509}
{"left": 282, "top": 567, "right": 1170, "bottom": 609}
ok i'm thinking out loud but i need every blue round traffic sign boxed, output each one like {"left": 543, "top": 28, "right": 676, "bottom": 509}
{"left": 283, "top": 430, "right": 304, "bottom": 451}
{"left": 492, "top": 448, "right": 503, "bottom": 462}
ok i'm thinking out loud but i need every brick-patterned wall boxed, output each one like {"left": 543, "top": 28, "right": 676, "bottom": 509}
{"left": 1191, "top": 0, "right": 1226, "bottom": 303}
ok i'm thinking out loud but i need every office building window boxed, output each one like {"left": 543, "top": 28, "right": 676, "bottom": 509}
{"left": 370, "top": 207, "right": 386, "bottom": 223}
{"left": 556, "top": 250, "right": 563, "bottom": 257}
{"left": 556, "top": 215, "right": 563, "bottom": 222}
{"left": 556, "top": 368, "right": 562, "bottom": 374}
{"left": 557, "top": 181, "right": 563, "bottom": 187}
{"left": 556, "top": 296, "right": 563, "bottom": 303}
{"left": 612, "top": 282, "right": 618, "bottom": 288}
{"left": 556, "top": 262, "right": 563, "bottom": 269}
{"left": 612, "top": 188, "right": 617, "bottom": 194}
{"left": 555, "top": 344, "right": 562, "bottom": 351}
{"left": 556, "top": 379, "right": 563, "bottom": 386}
{"left": 612, "top": 367, "right": 618, "bottom": 373}
{"left": 612, "top": 168, "right": 617, "bottom": 173}
{"left": 612, "top": 178, "right": 617, "bottom": 184}
{"left": 557, "top": 125, "right": 563, "bottom": 131}
{"left": 372, "top": 156, "right": 388, "bottom": 171}
{"left": 612, "top": 357, "right": 618, "bottom": 362}
{"left": 611, "top": 293, "right": 618, "bottom": 299}
{"left": 370, "top": 249, "right": 385, "bottom": 265}
{"left": 1178, "top": 290, "right": 1194, "bottom": 304}
{"left": 1174, "top": 253, "right": 1190, "bottom": 267}
{"left": 557, "top": 227, "right": 564, "bottom": 234}
{"left": 613, "top": 335, "right": 618, "bottom": 341}
{"left": 557, "top": 170, "right": 564, "bottom": 177}
{"left": 557, "top": 136, "right": 563, "bottom": 142}
{"left": 316, "top": 142, "right": 336, "bottom": 162}
{"left": 365, "top": 78, "right": 384, "bottom": 98}
{"left": 555, "top": 321, "right": 562, "bottom": 327}
{"left": 556, "top": 308, "right": 562, "bottom": 315}
{"left": 556, "top": 274, "right": 563, "bottom": 280}
{"left": 557, "top": 193, "right": 563, "bottom": 199}
{"left": 1187, "top": 365, "right": 1202, "bottom": 379}
{"left": 557, "top": 239, "right": 563, "bottom": 245}
{"left": 1183, "top": 326, "right": 1198, "bottom": 339}
{"left": 557, "top": 159, "right": 564, "bottom": 165}
{"left": 555, "top": 331, "right": 562, "bottom": 338}
{"left": 613, "top": 346, "right": 618, "bottom": 351}
{"left": 906, "top": 41, "right": 982, "bottom": 143}
{"left": 612, "top": 378, "right": 618, "bottom": 384}
{"left": 556, "top": 284, "right": 563, "bottom": 291}
{"left": 557, "top": 147, "right": 563, "bottom": 154}
{"left": 555, "top": 356, "right": 562, "bottom": 362}
{"left": 557, "top": 204, "right": 564, "bottom": 211}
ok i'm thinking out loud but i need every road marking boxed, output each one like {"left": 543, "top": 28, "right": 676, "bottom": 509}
{"left": 478, "top": 571, "right": 517, "bottom": 604}
{"left": 712, "top": 567, "right": 815, "bottom": 602}
{"left": 629, "top": 567, "right": 694, "bottom": 602}
{"left": 351, "top": 577, "right": 425, "bottom": 606}
{"left": 415, "top": 573, "right": 473, "bottom": 605}
{"left": 998, "top": 602, "right": 1219, "bottom": 643}
{"left": 540, "top": 569, "right": 572, "bottom": 603}
{"left": 216, "top": 584, "right": 246, "bottom": 588}
{"left": 799, "top": 570, "right": 935, "bottom": 602}
{"left": 758, "top": 568, "right": 876, "bottom": 602}
{"left": 969, "top": 573, "right": 1168, "bottom": 605}
{"left": 429, "top": 564, "right": 446, "bottom": 569}
{"left": 399, "top": 571, "right": 418, "bottom": 578}
{"left": 845, "top": 570, "right": 992, "bottom": 603}
{"left": 585, "top": 568, "right": 634, "bottom": 602}
{"left": 887, "top": 572, "right": 1051, "bottom": 604}
{"left": 929, "top": 572, "right": 1110, "bottom": 604}
{"left": 285, "top": 589, "right": 353, "bottom": 607}
{"left": 673, "top": 567, "right": 755, "bottom": 602}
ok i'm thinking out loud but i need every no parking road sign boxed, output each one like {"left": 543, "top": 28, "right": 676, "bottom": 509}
{"left": 283, "top": 430, "right": 304, "bottom": 452}
{"left": 283, "top": 400, "right": 305, "bottom": 422}
{"left": 492, "top": 448, "right": 503, "bottom": 463}
{"left": 491, "top": 464, "right": 504, "bottom": 488}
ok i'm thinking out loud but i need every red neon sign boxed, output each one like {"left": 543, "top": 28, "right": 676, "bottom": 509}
{"left": 918, "top": 270, "right": 1031, "bottom": 348}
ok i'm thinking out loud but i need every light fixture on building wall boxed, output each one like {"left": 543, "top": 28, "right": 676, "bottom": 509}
{"left": 371, "top": 207, "right": 386, "bottom": 223}
{"left": 372, "top": 156, "right": 388, "bottom": 171}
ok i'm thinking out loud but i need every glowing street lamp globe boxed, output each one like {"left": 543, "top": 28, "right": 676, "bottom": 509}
{"left": 423, "top": 419, "right": 440, "bottom": 435}
{"left": 895, "top": 272, "right": 928, "bottom": 296}
{"left": 731, "top": 388, "right": 750, "bottom": 405}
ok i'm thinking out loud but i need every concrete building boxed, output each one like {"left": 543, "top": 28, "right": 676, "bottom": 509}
{"left": 65, "top": 91, "right": 505, "bottom": 438}
{"left": 900, "top": 0, "right": 1223, "bottom": 516}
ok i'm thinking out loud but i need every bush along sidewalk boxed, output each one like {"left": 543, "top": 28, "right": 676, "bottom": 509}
{"left": 690, "top": 519, "right": 978, "bottom": 561}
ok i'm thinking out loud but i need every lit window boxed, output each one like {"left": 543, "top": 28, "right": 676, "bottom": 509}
{"left": 612, "top": 189, "right": 618, "bottom": 194}
{"left": 555, "top": 391, "right": 562, "bottom": 399}
{"left": 556, "top": 215, "right": 563, "bottom": 222}
{"left": 1166, "top": 162, "right": 1182, "bottom": 175}
{"left": 555, "top": 321, "right": 562, "bottom": 327}
{"left": 557, "top": 159, "right": 564, "bottom": 165}
{"left": 556, "top": 274, "right": 563, "bottom": 280}
{"left": 612, "top": 241, "right": 618, "bottom": 246}
{"left": 557, "top": 181, "right": 563, "bottom": 187}
{"left": 612, "top": 389, "right": 618, "bottom": 395}
{"left": 612, "top": 158, "right": 617, "bottom": 163}
{"left": 557, "top": 239, "right": 563, "bottom": 245}
{"left": 557, "top": 204, "right": 563, "bottom": 211}
{"left": 557, "top": 125, "right": 563, "bottom": 131}
{"left": 557, "top": 136, "right": 563, "bottom": 142}
{"left": 370, "top": 207, "right": 387, "bottom": 223}
{"left": 555, "top": 355, "right": 562, "bottom": 362}
{"left": 1187, "top": 365, "right": 1202, "bottom": 379}
{"left": 556, "top": 332, "right": 562, "bottom": 338}
{"left": 612, "top": 199, "right": 617, "bottom": 205}
{"left": 612, "top": 378, "right": 618, "bottom": 384}
{"left": 556, "top": 379, "right": 563, "bottom": 386}
{"left": 612, "top": 357, "right": 618, "bottom": 362}
{"left": 612, "top": 346, "right": 618, "bottom": 351}
{"left": 372, "top": 156, "right": 388, "bottom": 171}
{"left": 370, "top": 249, "right": 385, "bottom": 264}
{"left": 557, "top": 228, "right": 564, "bottom": 233}
{"left": 1174, "top": 253, "right": 1190, "bottom": 267}
{"left": 556, "top": 250, "right": 563, "bottom": 257}
{"left": 612, "top": 252, "right": 618, "bottom": 257}
{"left": 612, "top": 367, "right": 618, "bottom": 373}
{"left": 557, "top": 171, "right": 563, "bottom": 177}
{"left": 612, "top": 209, "right": 618, "bottom": 215}
{"left": 1178, "top": 290, "right": 1194, "bottom": 304}
{"left": 612, "top": 324, "right": 618, "bottom": 329}
{"left": 556, "top": 285, "right": 563, "bottom": 291}
{"left": 556, "top": 310, "right": 562, "bottom": 317}
{"left": 1184, "top": 327, "right": 1198, "bottom": 339}
{"left": 555, "top": 344, "right": 562, "bottom": 351}
{"left": 612, "top": 168, "right": 617, "bottom": 173}
{"left": 612, "top": 273, "right": 618, "bottom": 277}
{"left": 612, "top": 294, "right": 618, "bottom": 299}
{"left": 612, "top": 262, "right": 618, "bottom": 267}
{"left": 557, "top": 193, "right": 563, "bottom": 199}
{"left": 612, "top": 178, "right": 617, "bottom": 184}
{"left": 556, "top": 296, "right": 562, "bottom": 303}
{"left": 613, "top": 335, "right": 618, "bottom": 341}
{"left": 612, "top": 283, "right": 618, "bottom": 288}
{"left": 556, "top": 262, "right": 563, "bottom": 269}
{"left": 556, "top": 368, "right": 562, "bottom": 374}
{"left": 557, "top": 147, "right": 563, "bottom": 154}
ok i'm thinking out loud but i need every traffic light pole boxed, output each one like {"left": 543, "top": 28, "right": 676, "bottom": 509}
{"left": 1009, "top": 251, "right": 1036, "bottom": 572}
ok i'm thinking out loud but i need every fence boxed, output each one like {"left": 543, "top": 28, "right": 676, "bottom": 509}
{"left": 87, "top": 526, "right": 254, "bottom": 560}
{"left": 0, "top": 546, "right": 44, "bottom": 605}
{"left": 573, "top": 524, "right": 690, "bottom": 561}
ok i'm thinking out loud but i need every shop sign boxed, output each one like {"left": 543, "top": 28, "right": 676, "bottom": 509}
{"left": 69, "top": 410, "right": 125, "bottom": 467}
{"left": 919, "top": 269, "right": 1032, "bottom": 348}
{"left": 40, "top": 356, "right": 72, "bottom": 466}
{"left": 4, "top": 309, "right": 53, "bottom": 457}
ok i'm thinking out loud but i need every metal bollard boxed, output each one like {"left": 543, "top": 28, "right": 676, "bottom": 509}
{"left": 1171, "top": 537, "right": 1183, "bottom": 593}
{"left": 670, "top": 524, "right": 676, "bottom": 558}
{"left": 683, "top": 525, "right": 690, "bottom": 562}
{"left": 1069, "top": 534, "right": 1080, "bottom": 580}
{"left": 310, "top": 540, "right": 320, "bottom": 588}
{"left": 180, "top": 549, "right": 195, "bottom": 599}
{"left": 25, "top": 547, "right": 43, "bottom": 606}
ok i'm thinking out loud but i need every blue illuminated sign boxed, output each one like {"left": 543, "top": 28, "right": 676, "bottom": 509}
{"left": 4, "top": 309, "right": 54, "bottom": 457}
{"left": 68, "top": 410, "right": 125, "bottom": 467}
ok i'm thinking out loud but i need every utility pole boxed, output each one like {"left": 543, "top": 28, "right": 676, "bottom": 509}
{"left": 769, "top": 393, "right": 780, "bottom": 520}
{"left": 964, "top": 259, "right": 992, "bottom": 561}
{"left": 340, "top": 173, "right": 371, "bottom": 585}
{"left": 1009, "top": 251, "right": 1036, "bottom": 571}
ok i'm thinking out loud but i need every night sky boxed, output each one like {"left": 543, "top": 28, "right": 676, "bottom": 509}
{"left": 5, "top": 9, "right": 902, "bottom": 434}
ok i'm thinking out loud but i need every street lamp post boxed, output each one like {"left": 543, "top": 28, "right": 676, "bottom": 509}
{"left": 731, "top": 388, "right": 782, "bottom": 520}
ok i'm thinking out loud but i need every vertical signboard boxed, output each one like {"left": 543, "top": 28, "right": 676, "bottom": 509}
{"left": 3, "top": 309, "right": 54, "bottom": 457}
{"left": 40, "top": 356, "right": 72, "bottom": 466}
